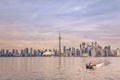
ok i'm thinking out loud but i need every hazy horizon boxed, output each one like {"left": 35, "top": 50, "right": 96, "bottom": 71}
{"left": 0, "top": 0, "right": 120, "bottom": 49}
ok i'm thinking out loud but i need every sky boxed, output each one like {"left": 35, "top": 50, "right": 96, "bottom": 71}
{"left": 0, "top": 0, "right": 120, "bottom": 49}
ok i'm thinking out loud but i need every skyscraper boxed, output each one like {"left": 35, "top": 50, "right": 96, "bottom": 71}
{"left": 59, "top": 33, "right": 61, "bottom": 56}
{"left": 6, "top": 50, "right": 9, "bottom": 56}
{"left": 82, "top": 42, "right": 85, "bottom": 53}
{"left": 104, "top": 47, "right": 108, "bottom": 57}
{"left": 107, "top": 46, "right": 112, "bottom": 56}
{"left": 1, "top": 49, "right": 5, "bottom": 56}
{"left": 91, "top": 48, "right": 96, "bottom": 57}
{"left": 92, "top": 42, "right": 94, "bottom": 48}
{"left": 117, "top": 48, "right": 120, "bottom": 56}
{"left": 95, "top": 41, "right": 97, "bottom": 48}
{"left": 30, "top": 48, "right": 33, "bottom": 56}
{"left": 63, "top": 46, "right": 66, "bottom": 56}
{"left": 80, "top": 44, "right": 82, "bottom": 50}
{"left": 12, "top": 49, "right": 15, "bottom": 56}
{"left": 76, "top": 49, "right": 80, "bottom": 56}
{"left": 72, "top": 47, "right": 75, "bottom": 56}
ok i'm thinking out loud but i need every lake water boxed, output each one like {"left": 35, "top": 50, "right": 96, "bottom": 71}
{"left": 0, "top": 57, "right": 120, "bottom": 80}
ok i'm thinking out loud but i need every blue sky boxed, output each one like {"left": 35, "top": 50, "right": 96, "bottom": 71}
{"left": 0, "top": 0, "right": 120, "bottom": 49}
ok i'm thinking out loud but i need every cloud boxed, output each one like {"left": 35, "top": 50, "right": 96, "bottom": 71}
{"left": 0, "top": 0, "right": 120, "bottom": 49}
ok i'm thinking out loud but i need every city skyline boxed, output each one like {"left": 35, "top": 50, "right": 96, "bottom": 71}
{"left": 0, "top": 0, "right": 120, "bottom": 49}
{"left": 0, "top": 41, "right": 120, "bottom": 57}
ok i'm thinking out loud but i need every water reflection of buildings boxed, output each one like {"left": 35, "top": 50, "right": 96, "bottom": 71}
{"left": 58, "top": 57, "right": 62, "bottom": 71}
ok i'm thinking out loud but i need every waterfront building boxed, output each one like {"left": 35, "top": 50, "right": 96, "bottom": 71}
{"left": 112, "top": 50, "right": 117, "bottom": 56}
{"left": 88, "top": 49, "right": 92, "bottom": 56}
{"left": 6, "top": 50, "right": 9, "bottom": 56}
{"left": 33, "top": 49, "right": 37, "bottom": 56}
{"left": 14, "top": 50, "right": 19, "bottom": 56}
{"left": 11, "top": 49, "right": 15, "bottom": 56}
{"left": 95, "top": 41, "right": 97, "bottom": 48}
{"left": 82, "top": 42, "right": 85, "bottom": 53}
{"left": 42, "top": 50, "right": 54, "bottom": 56}
{"left": 76, "top": 49, "right": 80, "bottom": 56}
{"left": 20, "top": 49, "right": 24, "bottom": 56}
{"left": 104, "top": 48, "right": 108, "bottom": 57}
{"left": 85, "top": 47, "right": 88, "bottom": 53}
{"left": 91, "top": 47, "right": 96, "bottom": 57}
{"left": 25, "top": 48, "right": 29, "bottom": 56}
{"left": 97, "top": 47, "right": 104, "bottom": 57}
{"left": 30, "top": 48, "right": 33, "bottom": 56}
{"left": 81, "top": 47, "right": 89, "bottom": 57}
{"left": 80, "top": 44, "right": 82, "bottom": 50}
{"left": 87, "top": 46, "right": 92, "bottom": 56}
{"left": 59, "top": 33, "right": 61, "bottom": 56}
{"left": 72, "top": 47, "right": 75, "bottom": 56}
{"left": 63, "top": 46, "right": 66, "bottom": 56}
{"left": 67, "top": 47, "right": 72, "bottom": 56}
{"left": 0, "top": 50, "right": 1, "bottom": 56}
{"left": 79, "top": 44, "right": 82, "bottom": 56}
{"left": 1, "top": 49, "right": 5, "bottom": 56}
{"left": 91, "top": 42, "right": 94, "bottom": 48}
{"left": 108, "top": 46, "right": 112, "bottom": 56}
{"left": 53, "top": 49, "right": 57, "bottom": 56}
{"left": 70, "top": 47, "right": 72, "bottom": 56}
{"left": 117, "top": 48, "right": 120, "bottom": 56}
{"left": 66, "top": 48, "right": 70, "bottom": 56}
{"left": 37, "top": 49, "right": 42, "bottom": 56}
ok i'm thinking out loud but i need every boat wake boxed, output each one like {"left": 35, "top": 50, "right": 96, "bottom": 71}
{"left": 96, "top": 62, "right": 104, "bottom": 68}
{"left": 104, "top": 60, "right": 111, "bottom": 66}
{"left": 96, "top": 60, "right": 111, "bottom": 68}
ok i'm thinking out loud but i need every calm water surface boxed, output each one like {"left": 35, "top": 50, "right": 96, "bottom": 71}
{"left": 0, "top": 57, "right": 120, "bottom": 80}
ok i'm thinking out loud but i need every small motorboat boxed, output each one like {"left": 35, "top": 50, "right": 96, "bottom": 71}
{"left": 86, "top": 62, "right": 104, "bottom": 69}
{"left": 86, "top": 62, "right": 96, "bottom": 69}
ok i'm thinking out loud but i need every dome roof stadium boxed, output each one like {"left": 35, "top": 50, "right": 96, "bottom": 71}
{"left": 42, "top": 51, "right": 54, "bottom": 56}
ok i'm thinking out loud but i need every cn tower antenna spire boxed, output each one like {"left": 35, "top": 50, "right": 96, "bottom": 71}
{"left": 59, "top": 32, "right": 61, "bottom": 56}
